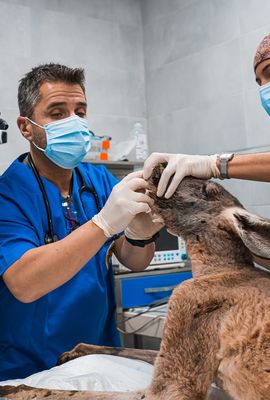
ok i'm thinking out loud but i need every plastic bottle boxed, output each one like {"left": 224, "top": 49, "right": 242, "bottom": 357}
{"left": 131, "top": 122, "right": 149, "bottom": 161}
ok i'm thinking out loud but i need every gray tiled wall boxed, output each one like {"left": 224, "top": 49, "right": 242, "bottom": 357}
{"left": 0, "top": 0, "right": 146, "bottom": 173}
{"left": 1, "top": 0, "right": 270, "bottom": 217}
{"left": 141, "top": 0, "right": 270, "bottom": 217}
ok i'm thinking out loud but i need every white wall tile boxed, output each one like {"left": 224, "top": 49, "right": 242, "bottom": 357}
{"left": 222, "top": 178, "right": 270, "bottom": 208}
{"left": 141, "top": 0, "right": 197, "bottom": 26}
{"left": 47, "top": 0, "right": 114, "bottom": 22}
{"left": 146, "top": 39, "right": 242, "bottom": 116}
{"left": 111, "top": 24, "right": 144, "bottom": 73}
{"left": 85, "top": 67, "right": 146, "bottom": 117}
{"left": 143, "top": 0, "right": 270, "bottom": 209}
{"left": 237, "top": 0, "right": 270, "bottom": 34}
{"left": 0, "top": 2, "right": 31, "bottom": 59}
{"left": 247, "top": 204, "right": 270, "bottom": 219}
{"left": 112, "top": 0, "right": 142, "bottom": 27}
{"left": 147, "top": 93, "right": 247, "bottom": 155}
{"left": 30, "top": 10, "right": 115, "bottom": 69}
{"left": 0, "top": 0, "right": 146, "bottom": 172}
{"left": 87, "top": 113, "right": 147, "bottom": 143}
{"left": 144, "top": 0, "right": 240, "bottom": 72}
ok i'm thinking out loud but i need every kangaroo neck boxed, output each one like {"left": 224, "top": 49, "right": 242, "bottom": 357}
{"left": 186, "top": 235, "right": 254, "bottom": 277}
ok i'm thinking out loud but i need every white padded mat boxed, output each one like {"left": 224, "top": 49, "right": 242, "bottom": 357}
{"left": 0, "top": 354, "right": 153, "bottom": 392}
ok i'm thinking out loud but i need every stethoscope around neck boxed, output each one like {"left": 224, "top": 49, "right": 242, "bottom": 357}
{"left": 27, "top": 153, "right": 101, "bottom": 244}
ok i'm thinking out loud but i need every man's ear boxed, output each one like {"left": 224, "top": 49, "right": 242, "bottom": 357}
{"left": 17, "top": 116, "right": 33, "bottom": 141}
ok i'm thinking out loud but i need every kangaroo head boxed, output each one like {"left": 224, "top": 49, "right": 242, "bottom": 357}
{"left": 148, "top": 163, "right": 270, "bottom": 261}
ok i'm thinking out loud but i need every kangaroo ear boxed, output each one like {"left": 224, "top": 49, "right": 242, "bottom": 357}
{"left": 232, "top": 210, "right": 270, "bottom": 259}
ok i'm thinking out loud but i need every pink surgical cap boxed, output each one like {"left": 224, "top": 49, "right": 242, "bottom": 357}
{"left": 254, "top": 33, "right": 270, "bottom": 71}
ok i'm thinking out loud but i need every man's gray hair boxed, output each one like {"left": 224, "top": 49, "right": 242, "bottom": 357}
{"left": 18, "top": 63, "right": 86, "bottom": 117}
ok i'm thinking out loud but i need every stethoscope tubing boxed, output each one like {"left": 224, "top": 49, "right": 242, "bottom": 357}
{"left": 27, "top": 153, "right": 100, "bottom": 244}
{"left": 28, "top": 153, "right": 55, "bottom": 243}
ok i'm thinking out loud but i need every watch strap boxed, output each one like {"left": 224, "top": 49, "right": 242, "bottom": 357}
{"left": 218, "top": 153, "right": 234, "bottom": 179}
{"left": 125, "top": 232, "right": 160, "bottom": 247}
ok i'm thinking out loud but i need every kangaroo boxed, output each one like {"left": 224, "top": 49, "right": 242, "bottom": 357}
{"left": 1, "top": 163, "right": 270, "bottom": 400}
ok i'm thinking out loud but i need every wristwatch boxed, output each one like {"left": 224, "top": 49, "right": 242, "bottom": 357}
{"left": 218, "top": 153, "right": 234, "bottom": 179}
{"left": 125, "top": 232, "right": 160, "bottom": 247}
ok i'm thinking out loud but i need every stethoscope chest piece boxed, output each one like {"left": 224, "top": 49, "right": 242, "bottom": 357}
{"left": 45, "top": 233, "right": 59, "bottom": 244}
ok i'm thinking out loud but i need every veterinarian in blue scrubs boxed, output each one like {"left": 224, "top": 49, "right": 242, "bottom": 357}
{"left": 0, "top": 63, "right": 163, "bottom": 380}
{"left": 143, "top": 32, "right": 270, "bottom": 270}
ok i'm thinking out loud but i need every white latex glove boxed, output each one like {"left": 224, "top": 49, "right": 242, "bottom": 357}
{"left": 143, "top": 152, "right": 220, "bottom": 198}
{"left": 92, "top": 171, "right": 153, "bottom": 238}
{"left": 125, "top": 212, "right": 164, "bottom": 240}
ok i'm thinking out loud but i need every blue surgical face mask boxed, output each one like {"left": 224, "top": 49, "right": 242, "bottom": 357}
{"left": 27, "top": 115, "right": 91, "bottom": 169}
{"left": 259, "top": 81, "right": 270, "bottom": 116}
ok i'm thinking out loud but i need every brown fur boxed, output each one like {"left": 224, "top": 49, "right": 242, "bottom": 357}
{"left": 1, "top": 164, "right": 270, "bottom": 399}
{"left": 57, "top": 344, "right": 158, "bottom": 366}
{"left": 145, "top": 165, "right": 270, "bottom": 400}
{"left": 0, "top": 384, "right": 144, "bottom": 399}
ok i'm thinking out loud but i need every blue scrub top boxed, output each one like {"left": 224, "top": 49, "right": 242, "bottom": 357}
{"left": 0, "top": 154, "right": 121, "bottom": 380}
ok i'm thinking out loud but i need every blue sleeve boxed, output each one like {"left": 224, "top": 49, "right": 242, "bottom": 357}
{"left": 0, "top": 189, "right": 40, "bottom": 276}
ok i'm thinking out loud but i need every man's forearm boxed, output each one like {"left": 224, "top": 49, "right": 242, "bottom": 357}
{"left": 114, "top": 236, "right": 155, "bottom": 272}
{"left": 3, "top": 221, "right": 107, "bottom": 303}
{"left": 219, "top": 152, "right": 270, "bottom": 181}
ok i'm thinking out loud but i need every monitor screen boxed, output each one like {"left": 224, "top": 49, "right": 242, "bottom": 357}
{"left": 155, "top": 226, "right": 179, "bottom": 251}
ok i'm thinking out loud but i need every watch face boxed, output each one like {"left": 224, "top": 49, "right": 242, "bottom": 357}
{"left": 221, "top": 153, "right": 233, "bottom": 160}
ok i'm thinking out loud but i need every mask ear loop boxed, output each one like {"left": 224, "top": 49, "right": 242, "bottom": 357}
{"left": 26, "top": 117, "right": 44, "bottom": 129}
{"left": 26, "top": 117, "right": 46, "bottom": 152}
{"left": 32, "top": 141, "right": 46, "bottom": 152}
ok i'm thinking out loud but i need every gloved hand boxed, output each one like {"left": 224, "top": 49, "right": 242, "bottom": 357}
{"left": 125, "top": 212, "right": 164, "bottom": 240}
{"left": 143, "top": 152, "right": 220, "bottom": 198}
{"left": 92, "top": 171, "right": 153, "bottom": 238}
